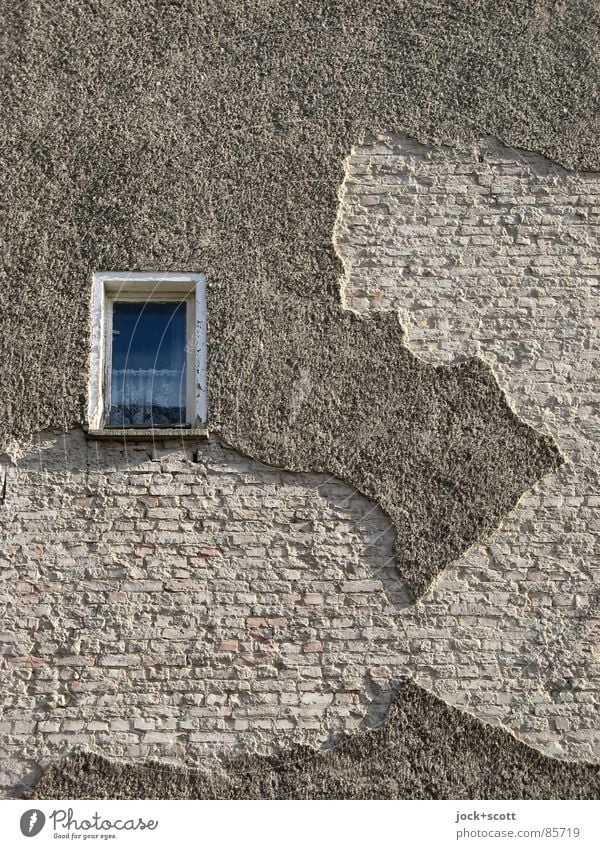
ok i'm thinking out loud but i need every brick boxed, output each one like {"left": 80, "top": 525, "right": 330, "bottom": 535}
{"left": 246, "top": 617, "right": 268, "bottom": 629}
{"left": 108, "top": 591, "right": 128, "bottom": 603}
{"left": 303, "top": 593, "right": 324, "bottom": 605}
{"left": 87, "top": 721, "right": 109, "bottom": 731}
{"left": 341, "top": 580, "right": 382, "bottom": 593}
{"left": 121, "top": 581, "right": 163, "bottom": 592}
{"left": 266, "top": 618, "right": 286, "bottom": 628}
{"left": 302, "top": 641, "right": 324, "bottom": 653}
{"left": 144, "top": 732, "right": 179, "bottom": 743}
{"left": 98, "top": 655, "right": 141, "bottom": 667}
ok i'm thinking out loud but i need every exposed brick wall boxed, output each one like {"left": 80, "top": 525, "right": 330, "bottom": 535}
{"left": 0, "top": 432, "right": 403, "bottom": 794}
{"left": 337, "top": 134, "right": 600, "bottom": 755}
{"left": 1, "top": 431, "right": 598, "bottom": 795}
{"left": 2, "top": 134, "right": 599, "bottom": 797}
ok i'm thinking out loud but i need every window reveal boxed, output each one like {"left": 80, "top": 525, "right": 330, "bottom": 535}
{"left": 87, "top": 272, "right": 207, "bottom": 433}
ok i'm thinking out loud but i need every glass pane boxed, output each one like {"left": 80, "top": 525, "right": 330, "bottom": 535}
{"left": 109, "top": 301, "right": 187, "bottom": 426}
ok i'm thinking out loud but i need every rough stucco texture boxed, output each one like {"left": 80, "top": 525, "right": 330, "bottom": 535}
{"left": 2, "top": 0, "right": 598, "bottom": 594}
{"left": 30, "top": 682, "right": 600, "bottom": 800}
{"left": 1, "top": 421, "right": 598, "bottom": 797}
{"left": 338, "top": 132, "right": 600, "bottom": 686}
{"left": 2, "top": 0, "right": 600, "bottom": 801}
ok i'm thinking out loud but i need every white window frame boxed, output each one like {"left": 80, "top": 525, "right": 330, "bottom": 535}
{"left": 87, "top": 272, "right": 207, "bottom": 431}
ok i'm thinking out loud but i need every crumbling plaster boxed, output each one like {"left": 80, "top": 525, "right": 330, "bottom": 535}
{"left": 1, "top": 0, "right": 599, "bottom": 799}
{"left": 2, "top": 0, "right": 596, "bottom": 594}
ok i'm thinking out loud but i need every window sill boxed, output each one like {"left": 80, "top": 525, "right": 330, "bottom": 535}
{"left": 85, "top": 427, "right": 209, "bottom": 442}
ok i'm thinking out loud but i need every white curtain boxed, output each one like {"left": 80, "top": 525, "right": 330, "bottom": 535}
{"left": 111, "top": 368, "right": 185, "bottom": 424}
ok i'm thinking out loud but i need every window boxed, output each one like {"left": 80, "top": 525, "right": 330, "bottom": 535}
{"left": 87, "top": 272, "right": 207, "bottom": 432}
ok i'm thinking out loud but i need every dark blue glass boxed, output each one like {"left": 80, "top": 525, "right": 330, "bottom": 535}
{"left": 109, "top": 301, "right": 187, "bottom": 426}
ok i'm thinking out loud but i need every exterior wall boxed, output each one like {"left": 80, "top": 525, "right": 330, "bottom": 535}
{"left": 1, "top": 134, "right": 599, "bottom": 797}
{"left": 338, "top": 133, "right": 600, "bottom": 752}
{"left": 2, "top": 0, "right": 599, "bottom": 803}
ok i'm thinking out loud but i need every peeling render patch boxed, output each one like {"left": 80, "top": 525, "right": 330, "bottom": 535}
{"left": 219, "top": 308, "right": 562, "bottom": 598}
{"left": 29, "top": 682, "right": 600, "bottom": 800}
{"left": 1, "top": 0, "right": 599, "bottom": 800}
{"left": 1, "top": 431, "right": 598, "bottom": 798}
{"left": 336, "top": 132, "right": 600, "bottom": 687}
{"left": 0, "top": 0, "right": 595, "bottom": 595}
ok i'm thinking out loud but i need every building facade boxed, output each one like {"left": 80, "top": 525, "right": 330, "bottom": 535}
{"left": 1, "top": 1, "right": 598, "bottom": 798}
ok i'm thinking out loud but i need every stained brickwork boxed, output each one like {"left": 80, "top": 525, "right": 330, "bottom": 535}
{"left": 337, "top": 134, "right": 600, "bottom": 753}
{"left": 2, "top": 135, "right": 599, "bottom": 798}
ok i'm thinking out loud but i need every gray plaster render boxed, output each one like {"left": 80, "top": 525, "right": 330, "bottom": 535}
{"left": 30, "top": 681, "right": 600, "bottom": 800}
{"left": 338, "top": 133, "right": 600, "bottom": 637}
{"left": 1, "top": 427, "right": 598, "bottom": 798}
{"left": 1, "top": 0, "right": 599, "bottom": 800}
{"left": 1, "top": 0, "right": 596, "bottom": 595}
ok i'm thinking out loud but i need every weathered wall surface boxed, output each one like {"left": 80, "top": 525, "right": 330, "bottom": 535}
{"left": 336, "top": 134, "right": 600, "bottom": 749}
{"left": 1, "top": 422, "right": 598, "bottom": 797}
{"left": 1, "top": 0, "right": 599, "bottom": 800}
{"left": 31, "top": 682, "right": 600, "bottom": 800}
{"left": 1, "top": 0, "right": 598, "bottom": 595}
{"left": 0, "top": 431, "right": 399, "bottom": 794}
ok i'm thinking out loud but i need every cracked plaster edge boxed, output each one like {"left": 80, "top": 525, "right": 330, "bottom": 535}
{"left": 330, "top": 132, "right": 569, "bottom": 600}
{"left": 6, "top": 421, "right": 553, "bottom": 614}
{"left": 333, "top": 129, "right": 573, "bottom": 460}
{"left": 415, "top": 453, "right": 568, "bottom": 605}
{"left": 21, "top": 675, "right": 600, "bottom": 801}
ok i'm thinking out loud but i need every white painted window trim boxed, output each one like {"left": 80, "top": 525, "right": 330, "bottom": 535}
{"left": 87, "top": 272, "right": 207, "bottom": 431}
